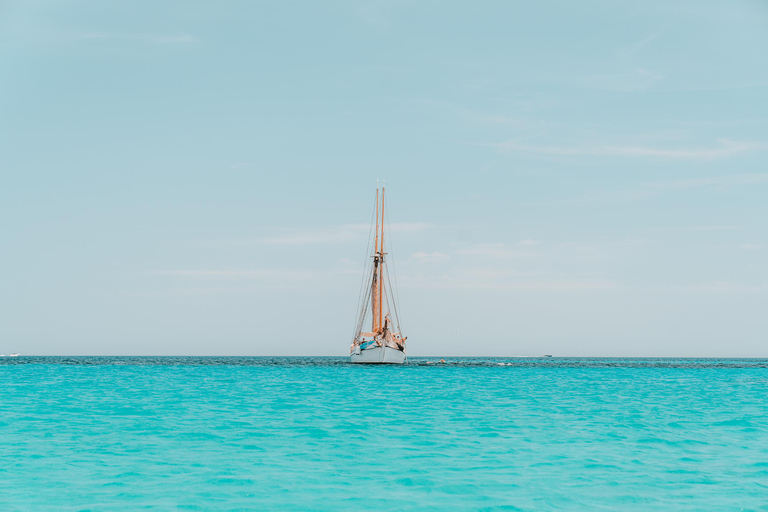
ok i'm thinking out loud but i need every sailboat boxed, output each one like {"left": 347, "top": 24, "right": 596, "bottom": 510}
{"left": 350, "top": 184, "right": 407, "bottom": 364}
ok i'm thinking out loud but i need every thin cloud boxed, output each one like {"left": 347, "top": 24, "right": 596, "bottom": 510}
{"left": 141, "top": 267, "right": 359, "bottom": 295}
{"left": 646, "top": 173, "right": 768, "bottom": 190}
{"left": 259, "top": 223, "right": 431, "bottom": 245}
{"left": 409, "top": 251, "right": 449, "bottom": 263}
{"left": 640, "top": 282, "right": 768, "bottom": 293}
{"left": 454, "top": 242, "right": 539, "bottom": 258}
{"left": 667, "top": 81, "right": 768, "bottom": 93}
{"left": 402, "top": 275, "right": 617, "bottom": 290}
{"left": 402, "top": 275, "right": 768, "bottom": 292}
{"left": 416, "top": 98, "right": 524, "bottom": 126}
{"left": 653, "top": 225, "right": 743, "bottom": 232}
{"left": 578, "top": 68, "right": 662, "bottom": 92}
{"left": 76, "top": 32, "right": 196, "bottom": 44}
{"left": 561, "top": 174, "right": 768, "bottom": 205}
{"left": 618, "top": 33, "right": 659, "bottom": 59}
{"left": 455, "top": 244, "right": 522, "bottom": 258}
{"left": 494, "top": 138, "right": 764, "bottom": 160}
{"left": 151, "top": 269, "right": 356, "bottom": 279}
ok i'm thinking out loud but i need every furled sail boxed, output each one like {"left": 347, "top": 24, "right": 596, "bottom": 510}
{"left": 350, "top": 185, "right": 406, "bottom": 357}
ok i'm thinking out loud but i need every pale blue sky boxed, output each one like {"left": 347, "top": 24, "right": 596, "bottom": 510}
{"left": 2, "top": 0, "right": 767, "bottom": 356}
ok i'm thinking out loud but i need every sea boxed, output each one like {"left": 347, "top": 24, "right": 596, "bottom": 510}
{"left": 1, "top": 357, "right": 767, "bottom": 511}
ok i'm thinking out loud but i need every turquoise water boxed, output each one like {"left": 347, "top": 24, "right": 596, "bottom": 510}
{"left": 2, "top": 357, "right": 767, "bottom": 511}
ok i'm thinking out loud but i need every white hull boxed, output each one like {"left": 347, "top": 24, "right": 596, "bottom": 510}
{"left": 350, "top": 346, "right": 406, "bottom": 364}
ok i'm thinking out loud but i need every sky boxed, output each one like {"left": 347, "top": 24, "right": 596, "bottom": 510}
{"left": 1, "top": 0, "right": 767, "bottom": 356}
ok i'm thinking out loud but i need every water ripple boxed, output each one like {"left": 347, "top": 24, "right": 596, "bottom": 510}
{"left": 1, "top": 357, "right": 766, "bottom": 510}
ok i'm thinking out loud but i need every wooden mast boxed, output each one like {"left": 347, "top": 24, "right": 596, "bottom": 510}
{"left": 379, "top": 185, "right": 385, "bottom": 333}
{"left": 372, "top": 187, "right": 380, "bottom": 333}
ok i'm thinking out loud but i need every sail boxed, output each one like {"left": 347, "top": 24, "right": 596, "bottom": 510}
{"left": 351, "top": 185, "right": 406, "bottom": 355}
